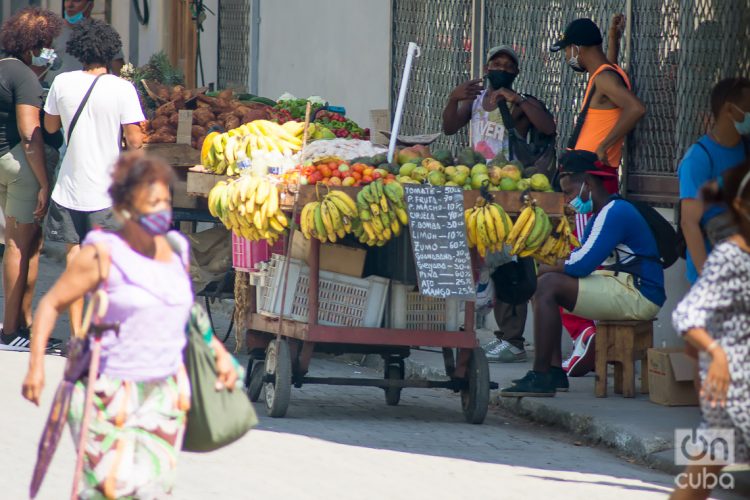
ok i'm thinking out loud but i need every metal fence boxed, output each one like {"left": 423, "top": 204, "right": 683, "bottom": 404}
{"left": 391, "top": 0, "right": 473, "bottom": 152}
{"left": 218, "top": 0, "right": 252, "bottom": 92}
{"left": 392, "top": 0, "right": 750, "bottom": 201}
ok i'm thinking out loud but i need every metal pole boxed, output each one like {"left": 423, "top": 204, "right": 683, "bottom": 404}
{"left": 470, "top": 0, "right": 485, "bottom": 80}
{"left": 249, "top": 0, "right": 260, "bottom": 94}
{"left": 387, "top": 42, "right": 421, "bottom": 163}
{"left": 621, "top": 0, "right": 634, "bottom": 198}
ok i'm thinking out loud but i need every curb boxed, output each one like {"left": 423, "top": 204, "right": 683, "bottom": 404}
{"left": 383, "top": 354, "right": 682, "bottom": 475}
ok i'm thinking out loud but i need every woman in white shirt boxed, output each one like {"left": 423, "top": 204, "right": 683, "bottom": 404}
{"left": 44, "top": 18, "right": 144, "bottom": 337}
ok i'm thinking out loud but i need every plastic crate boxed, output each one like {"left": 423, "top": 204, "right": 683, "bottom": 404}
{"left": 232, "top": 233, "right": 286, "bottom": 272}
{"left": 256, "top": 254, "right": 389, "bottom": 328}
{"left": 389, "top": 282, "right": 462, "bottom": 331}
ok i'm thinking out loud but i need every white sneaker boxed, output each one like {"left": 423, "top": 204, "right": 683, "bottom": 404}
{"left": 563, "top": 326, "right": 596, "bottom": 376}
{"left": 486, "top": 340, "right": 527, "bottom": 363}
{"left": 482, "top": 338, "right": 502, "bottom": 352}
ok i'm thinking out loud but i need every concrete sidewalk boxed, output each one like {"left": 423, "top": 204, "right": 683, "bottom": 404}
{"left": 359, "top": 328, "right": 750, "bottom": 493}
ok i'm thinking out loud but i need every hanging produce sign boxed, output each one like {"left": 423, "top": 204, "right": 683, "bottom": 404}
{"left": 403, "top": 185, "right": 475, "bottom": 299}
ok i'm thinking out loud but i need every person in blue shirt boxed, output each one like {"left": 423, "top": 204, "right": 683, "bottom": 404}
{"left": 500, "top": 151, "right": 666, "bottom": 396}
{"left": 679, "top": 77, "right": 750, "bottom": 284}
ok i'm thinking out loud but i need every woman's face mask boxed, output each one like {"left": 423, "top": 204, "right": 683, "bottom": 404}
{"left": 31, "top": 48, "right": 57, "bottom": 67}
{"left": 121, "top": 208, "right": 173, "bottom": 235}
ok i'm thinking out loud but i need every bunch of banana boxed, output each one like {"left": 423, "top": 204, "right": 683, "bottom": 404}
{"left": 464, "top": 198, "right": 514, "bottom": 258}
{"left": 207, "top": 174, "right": 289, "bottom": 244}
{"left": 200, "top": 120, "right": 306, "bottom": 175}
{"left": 530, "top": 216, "right": 581, "bottom": 265}
{"left": 353, "top": 180, "right": 409, "bottom": 247}
{"left": 300, "top": 190, "right": 358, "bottom": 243}
{"left": 506, "top": 200, "right": 553, "bottom": 257}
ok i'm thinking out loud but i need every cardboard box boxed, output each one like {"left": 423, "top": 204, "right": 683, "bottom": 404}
{"left": 290, "top": 231, "right": 366, "bottom": 277}
{"left": 647, "top": 348, "right": 699, "bottom": 406}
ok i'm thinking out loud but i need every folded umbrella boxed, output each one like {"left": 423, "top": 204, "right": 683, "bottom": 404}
{"left": 29, "top": 291, "right": 111, "bottom": 499}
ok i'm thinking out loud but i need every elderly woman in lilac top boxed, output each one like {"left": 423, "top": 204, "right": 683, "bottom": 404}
{"left": 22, "top": 152, "right": 238, "bottom": 499}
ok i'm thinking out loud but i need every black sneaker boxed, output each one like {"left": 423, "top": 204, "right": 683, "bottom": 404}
{"left": 500, "top": 370, "right": 556, "bottom": 397}
{"left": 0, "top": 329, "right": 63, "bottom": 353}
{"left": 512, "top": 366, "right": 568, "bottom": 392}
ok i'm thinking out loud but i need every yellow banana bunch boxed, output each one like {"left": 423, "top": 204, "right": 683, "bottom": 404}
{"left": 464, "top": 198, "right": 514, "bottom": 257}
{"left": 353, "top": 180, "right": 407, "bottom": 247}
{"left": 300, "top": 190, "right": 357, "bottom": 243}
{"left": 200, "top": 120, "right": 306, "bottom": 175}
{"left": 208, "top": 174, "right": 288, "bottom": 244}
{"left": 530, "top": 216, "right": 581, "bottom": 265}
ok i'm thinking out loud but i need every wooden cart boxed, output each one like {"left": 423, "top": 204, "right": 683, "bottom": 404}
{"left": 187, "top": 173, "right": 564, "bottom": 424}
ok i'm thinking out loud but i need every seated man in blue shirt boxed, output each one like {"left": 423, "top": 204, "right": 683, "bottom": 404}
{"left": 679, "top": 77, "right": 750, "bottom": 285}
{"left": 500, "top": 151, "right": 666, "bottom": 396}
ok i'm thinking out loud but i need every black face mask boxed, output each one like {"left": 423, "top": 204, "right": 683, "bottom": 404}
{"left": 486, "top": 70, "right": 517, "bottom": 90}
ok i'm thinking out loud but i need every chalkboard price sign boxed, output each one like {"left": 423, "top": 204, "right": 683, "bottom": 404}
{"left": 403, "top": 185, "right": 475, "bottom": 299}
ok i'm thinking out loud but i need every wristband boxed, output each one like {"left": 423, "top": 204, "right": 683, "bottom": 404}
{"left": 706, "top": 340, "right": 719, "bottom": 353}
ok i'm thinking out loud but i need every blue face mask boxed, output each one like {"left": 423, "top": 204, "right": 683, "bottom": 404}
{"left": 569, "top": 183, "right": 593, "bottom": 214}
{"left": 732, "top": 104, "right": 750, "bottom": 136}
{"left": 65, "top": 10, "right": 86, "bottom": 24}
{"left": 31, "top": 48, "right": 57, "bottom": 67}
{"left": 138, "top": 209, "right": 173, "bottom": 235}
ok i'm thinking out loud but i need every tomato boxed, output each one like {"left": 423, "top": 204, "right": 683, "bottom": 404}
{"left": 363, "top": 168, "right": 374, "bottom": 177}
{"left": 352, "top": 164, "right": 365, "bottom": 173}
{"left": 351, "top": 172, "right": 362, "bottom": 181}
{"left": 372, "top": 172, "right": 381, "bottom": 180}
{"left": 331, "top": 170, "right": 342, "bottom": 179}
{"left": 362, "top": 175, "right": 373, "bottom": 184}
{"left": 320, "top": 166, "right": 332, "bottom": 178}
{"left": 328, "top": 161, "right": 338, "bottom": 170}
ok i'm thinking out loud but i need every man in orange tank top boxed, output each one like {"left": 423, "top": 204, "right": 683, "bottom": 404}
{"left": 549, "top": 17, "right": 646, "bottom": 376}
{"left": 551, "top": 17, "right": 645, "bottom": 188}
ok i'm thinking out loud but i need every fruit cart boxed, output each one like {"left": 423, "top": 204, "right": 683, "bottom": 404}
{"left": 225, "top": 183, "right": 565, "bottom": 424}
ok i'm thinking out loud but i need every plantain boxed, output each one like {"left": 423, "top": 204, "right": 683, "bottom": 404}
{"left": 313, "top": 203, "right": 327, "bottom": 242}
{"left": 483, "top": 206, "right": 498, "bottom": 244}
{"left": 506, "top": 205, "right": 534, "bottom": 248}
{"left": 320, "top": 201, "right": 336, "bottom": 242}
{"left": 327, "top": 191, "right": 357, "bottom": 217}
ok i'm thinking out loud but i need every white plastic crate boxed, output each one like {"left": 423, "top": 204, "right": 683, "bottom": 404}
{"left": 389, "top": 282, "right": 462, "bottom": 331}
{"left": 256, "top": 254, "right": 389, "bottom": 328}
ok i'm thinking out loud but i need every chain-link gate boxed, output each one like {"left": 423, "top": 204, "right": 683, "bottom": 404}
{"left": 391, "top": 0, "right": 473, "bottom": 152}
{"left": 627, "top": 0, "right": 749, "bottom": 201}
{"left": 218, "top": 0, "right": 251, "bottom": 92}
{"left": 485, "top": 1, "right": 625, "bottom": 163}
{"left": 392, "top": 0, "right": 750, "bottom": 203}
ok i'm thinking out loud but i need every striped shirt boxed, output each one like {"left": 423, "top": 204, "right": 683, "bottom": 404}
{"left": 564, "top": 196, "right": 666, "bottom": 307}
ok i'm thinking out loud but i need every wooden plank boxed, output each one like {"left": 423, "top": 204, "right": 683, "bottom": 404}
{"left": 187, "top": 171, "right": 228, "bottom": 197}
{"left": 626, "top": 174, "right": 679, "bottom": 205}
{"left": 176, "top": 110, "right": 194, "bottom": 145}
{"left": 296, "top": 185, "right": 565, "bottom": 216}
{"left": 250, "top": 314, "right": 309, "bottom": 340}
{"left": 144, "top": 143, "right": 200, "bottom": 167}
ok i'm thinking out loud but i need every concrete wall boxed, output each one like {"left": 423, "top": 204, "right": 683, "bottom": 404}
{"left": 256, "top": 0, "right": 391, "bottom": 127}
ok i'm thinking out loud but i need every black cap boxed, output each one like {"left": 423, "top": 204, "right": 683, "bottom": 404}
{"left": 550, "top": 18, "right": 603, "bottom": 52}
{"left": 559, "top": 150, "right": 615, "bottom": 177}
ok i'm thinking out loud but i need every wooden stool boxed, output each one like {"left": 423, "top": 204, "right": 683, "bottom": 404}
{"left": 594, "top": 320, "right": 654, "bottom": 398}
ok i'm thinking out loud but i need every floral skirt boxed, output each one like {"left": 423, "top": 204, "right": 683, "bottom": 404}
{"left": 68, "top": 368, "right": 191, "bottom": 500}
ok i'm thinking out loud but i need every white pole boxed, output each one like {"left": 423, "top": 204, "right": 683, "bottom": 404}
{"left": 388, "top": 42, "right": 421, "bottom": 163}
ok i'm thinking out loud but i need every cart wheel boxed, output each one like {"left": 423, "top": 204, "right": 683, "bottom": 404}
{"left": 384, "top": 362, "right": 404, "bottom": 406}
{"left": 246, "top": 361, "right": 265, "bottom": 402}
{"left": 460, "top": 348, "right": 489, "bottom": 424}
{"left": 263, "top": 339, "right": 292, "bottom": 418}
